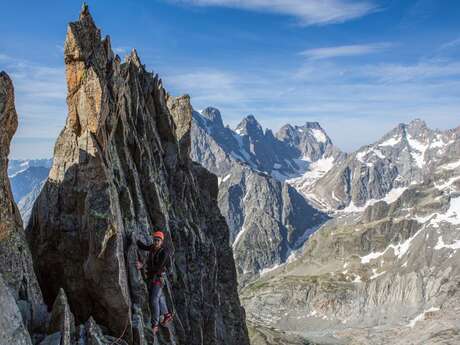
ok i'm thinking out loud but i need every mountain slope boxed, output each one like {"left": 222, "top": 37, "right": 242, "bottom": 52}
{"left": 7, "top": 159, "right": 52, "bottom": 178}
{"left": 9, "top": 165, "right": 51, "bottom": 224}
{"left": 191, "top": 108, "right": 328, "bottom": 286}
{"left": 304, "top": 119, "right": 457, "bottom": 211}
{"left": 241, "top": 127, "right": 460, "bottom": 344}
{"left": 26, "top": 7, "right": 248, "bottom": 345}
{"left": 10, "top": 166, "right": 49, "bottom": 202}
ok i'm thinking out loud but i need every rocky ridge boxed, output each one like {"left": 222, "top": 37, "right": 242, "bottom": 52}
{"left": 1, "top": 6, "right": 249, "bottom": 345}
{"left": 304, "top": 119, "right": 457, "bottom": 211}
{"left": 241, "top": 126, "right": 460, "bottom": 344}
{"left": 0, "top": 71, "right": 47, "bottom": 344}
{"left": 191, "top": 109, "right": 329, "bottom": 286}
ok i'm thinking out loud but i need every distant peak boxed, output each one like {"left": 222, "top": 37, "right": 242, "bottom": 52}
{"left": 392, "top": 119, "right": 429, "bottom": 137}
{"left": 241, "top": 115, "right": 261, "bottom": 128}
{"left": 201, "top": 107, "right": 223, "bottom": 127}
{"left": 303, "top": 121, "right": 322, "bottom": 130}
{"left": 408, "top": 118, "right": 427, "bottom": 129}
{"left": 235, "top": 115, "right": 263, "bottom": 137}
{"left": 280, "top": 124, "right": 295, "bottom": 131}
{"left": 126, "top": 48, "right": 142, "bottom": 67}
{"left": 265, "top": 128, "right": 275, "bottom": 138}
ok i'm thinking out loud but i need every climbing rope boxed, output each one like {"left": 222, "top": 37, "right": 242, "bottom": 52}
{"left": 108, "top": 317, "right": 129, "bottom": 345}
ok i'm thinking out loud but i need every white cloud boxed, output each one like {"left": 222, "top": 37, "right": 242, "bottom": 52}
{"left": 440, "top": 37, "right": 460, "bottom": 50}
{"left": 0, "top": 53, "right": 11, "bottom": 62}
{"left": 0, "top": 54, "right": 66, "bottom": 144}
{"left": 114, "top": 46, "right": 130, "bottom": 55}
{"left": 165, "top": 69, "right": 248, "bottom": 105}
{"left": 300, "top": 43, "right": 392, "bottom": 60}
{"left": 361, "top": 60, "right": 460, "bottom": 83}
{"left": 172, "top": 0, "right": 379, "bottom": 25}
{"left": 3, "top": 50, "right": 460, "bottom": 158}
{"left": 165, "top": 57, "right": 460, "bottom": 152}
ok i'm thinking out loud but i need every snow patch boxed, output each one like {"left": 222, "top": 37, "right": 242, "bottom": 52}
{"left": 435, "top": 177, "right": 460, "bottom": 191}
{"left": 360, "top": 225, "right": 426, "bottom": 263}
{"left": 441, "top": 160, "right": 460, "bottom": 171}
{"left": 434, "top": 236, "right": 460, "bottom": 250}
{"left": 310, "top": 128, "right": 327, "bottom": 143}
{"left": 370, "top": 269, "right": 386, "bottom": 280}
{"left": 407, "top": 134, "right": 429, "bottom": 168}
{"left": 407, "top": 307, "right": 440, "bottom": 328}
{"left": 342, "top": 187, "right": 408, "bottom": 213}
{"left": 352, "top": 275, "right": 362, "bottom": 283}
{"left": 378, "top": 135, "right": 401, "bottom": 147}
{"left": 433, "top": 197, "right": 460, "bottom": 225}
{"left": 233, "top": 226, "right": 248, "bottom": 249}
{"left": 235, "top": 127, "right": 245, "bottom": 135}
{"left": 287, "top": 156, "right": 335, "bottom": 189}
{"left": 259, "top": 264, "right": 282, "bottom": 276}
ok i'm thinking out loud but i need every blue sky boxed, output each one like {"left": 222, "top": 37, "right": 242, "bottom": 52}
{"left": 1, "top": 0, "right": 460, "bottom": 158}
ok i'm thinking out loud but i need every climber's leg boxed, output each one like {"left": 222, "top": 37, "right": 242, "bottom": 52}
{"left": 159, "top": 287, "right": 169, "bottom": 315}
{"left": 150, "top": 283, "right": 162, "bottom": 327}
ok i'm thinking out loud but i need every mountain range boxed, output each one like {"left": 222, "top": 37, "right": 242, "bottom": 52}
{"left": 2, "top": 8, "right": 459, "bottom": 343}
{"left": 190, "top": 107, "right": 460, "bottom": 344}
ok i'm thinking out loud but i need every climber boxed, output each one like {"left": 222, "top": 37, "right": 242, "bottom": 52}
{"left": 135, "top": 230, "right": 174, "bottom": 335}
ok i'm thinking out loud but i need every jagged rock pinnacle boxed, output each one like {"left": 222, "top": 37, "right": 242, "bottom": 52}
{"left": 27, "top": 7, "right": 250, "bottom": 345}
{"left": 80, "top": 2, "right": 89, "bottom": 18}
{"left": 0, "top": 72, "right": 18, "bottom": 157}
{"left": 126, "top": 48, "right": 142, "bottom": 67}
{"left": 0, "top": 71, "right": 46, "bottom": 340}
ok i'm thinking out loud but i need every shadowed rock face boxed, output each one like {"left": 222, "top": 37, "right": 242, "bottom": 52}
{"left": 191, "top": 111, "right": 329, "bottom": 287}
{"left": 26, "top": 7, "right": 248, "bottom": 345}
{"left": 0, "top": 71, "right": 46, "bottom": 339}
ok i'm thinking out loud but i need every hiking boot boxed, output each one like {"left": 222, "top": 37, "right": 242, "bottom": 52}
{"left": 152, "top": 324, "right": 159, "bottom": 335}
{"left": 161, "top": 313, "right": 173, "bottom": 326}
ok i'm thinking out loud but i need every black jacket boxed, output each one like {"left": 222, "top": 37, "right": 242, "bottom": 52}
{"left": 136, "top": 240, "right": 170, "bottom": 280}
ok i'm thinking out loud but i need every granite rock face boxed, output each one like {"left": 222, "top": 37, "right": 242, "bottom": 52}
{"left": 0, "top": 71, "right": 46, "bottom": 342}
{"left": 0, "top": 274, "right": 33, "bottom": 345}
{"left": 26, "top": 7, "right": 248, "bottom": 345}
{"left": 191, "top": 110, "right": 329, "bottom": 286}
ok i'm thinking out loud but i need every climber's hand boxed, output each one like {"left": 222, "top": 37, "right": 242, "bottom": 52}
{"left": 136, "top": 261, "right": 143, "bottom": 270}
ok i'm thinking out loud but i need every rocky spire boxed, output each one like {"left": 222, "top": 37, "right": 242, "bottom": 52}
{"left": 201, "top": 106, "right": 224, "bottom": 127}
{"left": 27, "top": 7, "right": 249, "bottom": 345}
{"left": 0, "top": 72, "right": 46, "bottom": 339}
{"left": 235, "top": 114, "right": 264, "bottom": 138}
{"left": 0, "top": 72, "right": 18, "bottom": 158}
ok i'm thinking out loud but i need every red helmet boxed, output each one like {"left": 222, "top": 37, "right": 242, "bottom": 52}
{"left": 152, "top": 231, "right": 164, "bottom": 241}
